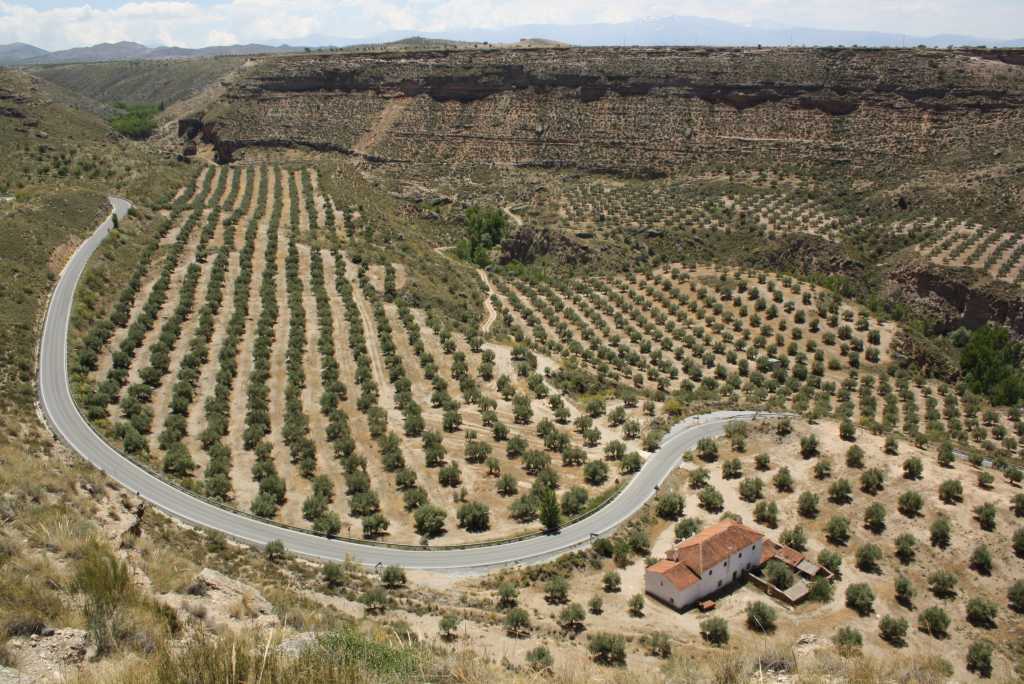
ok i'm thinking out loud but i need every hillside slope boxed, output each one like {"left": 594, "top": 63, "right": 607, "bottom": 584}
{"left": 193, "top": 47, "right": 1024, "bottom": 178}
{"left": 29, "top": 57, "right": 249, "bottom": 110}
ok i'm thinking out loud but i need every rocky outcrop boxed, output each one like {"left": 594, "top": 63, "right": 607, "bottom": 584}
{"left": 887, "top": 259, "right": 1024, "bottom": 335}
{"left": 163, "top": 568, "right": 279, "bottom": 629}
{"left": 749, "top": 232, "right": 865, "bottom": 281}
{"left": 2, "top": 629, "right": 91, "bottom": 681}
{"left": 500, "top": 226, "right": 591, "bottom": 265}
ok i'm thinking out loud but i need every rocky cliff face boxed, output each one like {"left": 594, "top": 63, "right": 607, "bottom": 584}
{"left": 887, "top": 259, "right": 1024, "bottom": 336}
{"left": 188, "top": 46, "right": 1024, "bottom": 173}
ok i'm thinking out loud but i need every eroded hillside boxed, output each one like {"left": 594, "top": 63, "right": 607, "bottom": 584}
{"left": 193, "top": 47, "right": 1024, "bottom": 176}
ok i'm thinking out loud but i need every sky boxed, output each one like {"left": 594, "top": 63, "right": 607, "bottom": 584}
{"left": 2, "top": 0, "right": 1022, "bottom": 50}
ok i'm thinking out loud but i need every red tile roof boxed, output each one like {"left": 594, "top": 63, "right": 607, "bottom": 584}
{"left": 668, "top": 519, "right": 763, "bottom": 575}
{"left": 760, "top": 539, "right": 804, "bottom": 567}
{"left": 647, "top": 559, "right": 700, "bottom": 590}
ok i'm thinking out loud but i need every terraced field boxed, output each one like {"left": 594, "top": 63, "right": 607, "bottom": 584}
{"left": 916, "top": 221, "right": 1024, "bottom": 284}
{"left": 70, "top": 164, "right": 660, "bottom": 544}
{"left": 68, "top": 164, "right": 1022, "bottom": 550}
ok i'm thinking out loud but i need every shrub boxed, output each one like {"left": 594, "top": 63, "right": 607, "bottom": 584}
{"left": 764, "top": 559, "right": 794, "bottom": 590}
{"left": 496, "top": 583, "right": 518, "bottom": 609}
{"left": 936, "top": 443, "right": 957, "bottom": 470}
{"left": 918, "top": 606, "right": 950, "bottom": 638}
{"left": 807, "top": 576, "right": 833, "bottom": 603}
{"left": 674, "top": 517, "right": 702, "bottom": 540}
{"left": 360, "top": 587, "right": 388, "bottom": 614}
{"left": 903, "top": 457, "right": 923, "bottom": 480}
{"left": 264, "top": 540, "right": 286, "bottom": 562}
{"left": 833, "top": 626, "right": 862, "bottom": 653}
{"left": 439, "top": 614, "right": 460, "bottom": 640}
{"left": 322, "top": 562, "right": 345, "bottom": 589}
{"left": 698, "top": 486, "right": 724, "bottom": 512}
{"left": 722, "top": 458, "right": 743, "bottom": 479}
{"left": 817, "top": 548, "right": 842, "bottom": 577}
{"left": 855, "top": 544, "right": 883, "bottom": 573}
{"left": 645, "top": 631, "right": 671, "bottom": 658}
{"left": 544, "top": 576, "right": 570, "bottom": 604}
{"left": 966, "top": 639, "right": 994, "bottom": 678}
{"left": 829, "top": 478, "right": 853, "bottom": 504}
{"left": 754, "top": 500, "right": 779, "bottom": 528}
{"left": 970, "top": 544, "right": 993, "bottom": 575}
{"left": 525, "top": 645, "right": 553, "bottom": 671}
{"left": 1015, "top": 527, "right": 1024, "bottom": 558}
{"left": 381, "top": 565, "right": 406, "bottom": 589}
{"left": 588, "top": 595, "right": 603, "bottom": 614}
{"left": 780, "top": 525, "right": 807, "bottom": 552}
{"left": 938, "top": 479, "right": 963, "bottom": 504}
{"left": 588, "top": 632, "right": 627, "bottom": 665}
{"left": 845, "top": 445, "right": 865, "bottom": 469}
{"left": 879, "top": 615, "right": 909, "bottom": 646}
{"left": 797, "top": 491, "right": 819, "bottom": 518}
{"left": 863, "top": 502, "right": 886, "bottom": 532}
{"left": 860, "top": 468, "right": 885, "bottom": 494}
{"left": 557, "top": 603, "right": 586, "bottom": 633}
{"left": 602, "top": 571, "right": 621, "bottom": 593}
{"left": 895, "top": 574, "right": 914, "bottom": 607}
{"left": 739, "top": 477, "right": 764, "bottom": 502}
{"left": 930, "top": 516, "right": 951, "bottom": 548}
{"left": 1010, "top": 580, "right": 1024, "bottom": 612}
{"left": 746, "top": 601, "right": 777, "bottom": 633}
{"left": 773, "top": 467, "right": 794, "bottom": 492}
{"left": 700, "top": 616, "right": 729, "bottom": 645}
{"left": 845, "top": 583, "right": 875, "bottom": 616}
{"left": 894, "top": 533, "right": 917, "bottom": 564}
{"left": 504, "top": 608, "right": 530, "bottom": 637}
{"left": 628, "top": 593, "right": 645, "bottom": 617}
{"left": 966, "top": 597, "right": 998, "bottom": 628}
{"left": 975, "top": 502, "right": 997, "bottom": 531}
{"left": 928, "top": 570, "right": 958, "bottom": 598}
{"left": 897, "top": 491, "right": 923, "bottom": 518}
{"left": 1012, "top": 493, "right": 1024, "bottom": 517}
{"left": 655, "top": 492, "right": 686, "bottom": 520}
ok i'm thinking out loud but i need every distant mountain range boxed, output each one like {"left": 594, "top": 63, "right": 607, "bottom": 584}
{"left": 2, "top": 16, "right": 1022, "bottom": 66}
{"left": 0, "top": 40, "right": 301, "bottom": 66}
{"left": 292, "top": 16, "right": 1024, "bottom": 50}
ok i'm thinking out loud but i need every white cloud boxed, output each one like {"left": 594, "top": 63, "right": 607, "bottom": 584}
{"left": 0, "top": 0, "right": 1020, "bottom": 51}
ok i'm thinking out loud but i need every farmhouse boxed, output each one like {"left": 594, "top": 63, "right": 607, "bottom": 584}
{"left": 645, "top": 519, "right": 764, "bottom": 610}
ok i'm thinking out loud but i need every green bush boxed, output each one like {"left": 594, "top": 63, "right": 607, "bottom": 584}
{"left": 918, "top": 606, "right": 950, "bottom": 638}
{"left": 746, "top": 601, "right": 777, "bottom": 633}
{"left": 588, "top": 632, "right": 626, "bottom": 665}
{"left": 845, "top": 583, "right": 875, "bottom": 616}
{"left": 967, "top": 639, "right": 994, "bottom": 677}
{"left": 700, "top": 616, "right": 729, "bottom": 645}
{"left": 879, "top": 615, "right": 908, "bottom": 645}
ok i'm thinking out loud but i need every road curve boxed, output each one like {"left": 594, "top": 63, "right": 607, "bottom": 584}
{"left": 39, "top": 198, "right": 779, "bottom": 571}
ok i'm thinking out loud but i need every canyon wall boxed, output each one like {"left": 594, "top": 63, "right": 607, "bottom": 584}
{"left": 194, "top": 47, "right": 1024, "bottom": 174}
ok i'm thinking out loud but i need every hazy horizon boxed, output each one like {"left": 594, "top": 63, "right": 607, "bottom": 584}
{"left": 2, "top": 1, "right": 1022, "bottom": 52}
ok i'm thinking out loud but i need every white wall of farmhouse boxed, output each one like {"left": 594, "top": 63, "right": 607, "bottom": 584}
{"left": 645, "top": 539, "right": 764, "bottom": 610}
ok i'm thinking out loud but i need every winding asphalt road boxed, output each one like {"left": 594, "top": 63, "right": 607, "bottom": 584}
{"left": 38, "top": 197, "right": 778, "bottom": 571}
